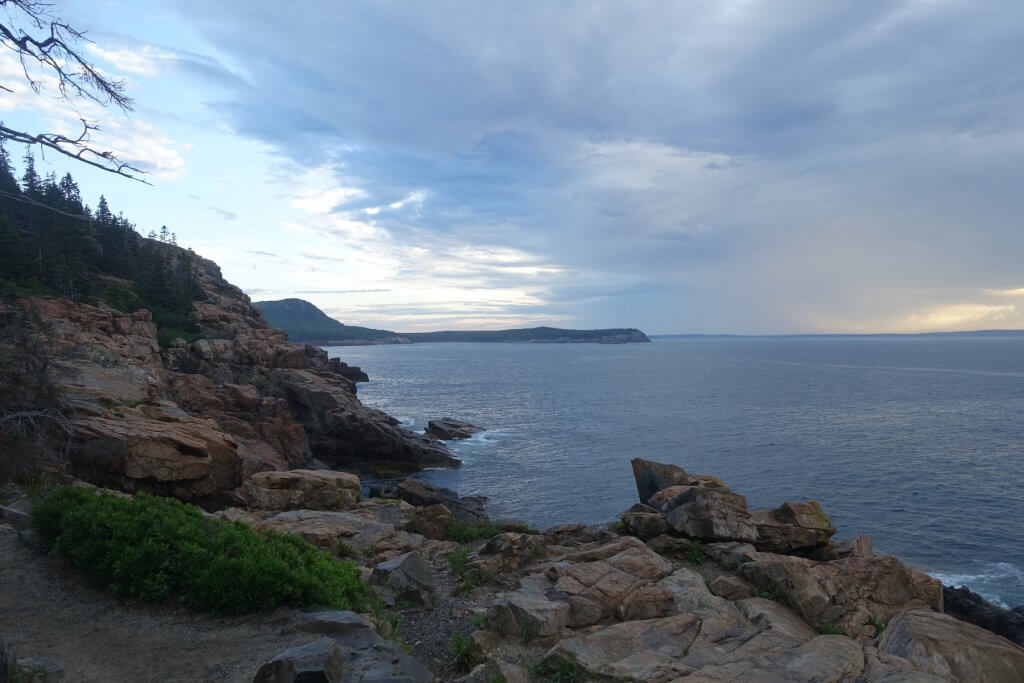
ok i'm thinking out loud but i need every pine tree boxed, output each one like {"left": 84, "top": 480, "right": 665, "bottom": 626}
{"left": 0, "top": 141, "right": 19, "bottom": 194}
{"left": 21, "top": 152, "right": 41, "bottom": 196}
{"left": 96, "top": 196, "right": 113, "bottom": 224}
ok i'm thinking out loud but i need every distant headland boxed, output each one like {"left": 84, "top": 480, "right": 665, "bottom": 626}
{"left": 255, "top": 298, "right": 651, "bottom": 345}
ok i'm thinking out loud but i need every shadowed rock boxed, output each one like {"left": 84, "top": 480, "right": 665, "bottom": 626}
{"left": 252, "top": 638, "right": 343, "bottom": 683}
{"left": 943, "top": 584, "right": 1024, "bottom": 646}
{"left": 425, "top": 418, "right": 483, "bottom": 440}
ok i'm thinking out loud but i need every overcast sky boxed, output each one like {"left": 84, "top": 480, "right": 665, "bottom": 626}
{"left": 4, "top": 0, "right": 1024, "bottom": 334}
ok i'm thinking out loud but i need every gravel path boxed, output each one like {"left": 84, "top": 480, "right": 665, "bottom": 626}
{"left": 0, "top": 524, "right": 315, "bottom": 683}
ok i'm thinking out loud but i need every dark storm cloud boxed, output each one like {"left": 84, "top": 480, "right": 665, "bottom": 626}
{"left": 172, "top": 0, "right": 1024, "bottom": 332}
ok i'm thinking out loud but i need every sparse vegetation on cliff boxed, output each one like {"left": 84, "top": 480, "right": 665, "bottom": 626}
{"left": 30, "top": 485, "right": 371, "bottom": 615}
{"left": 0, "top": 149, "right": 202, "bottom": 347}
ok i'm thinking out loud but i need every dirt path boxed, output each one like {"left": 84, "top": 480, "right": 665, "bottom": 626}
{"left": 0, "top": 524, "right": 316, "bottom": 682}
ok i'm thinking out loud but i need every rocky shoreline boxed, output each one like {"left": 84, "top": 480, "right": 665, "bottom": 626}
{"left": 5, "top": 457, "right": 1024, "bottom": 681}
{"left": 2, "top": 253, "right": 1023, "bottom": 681}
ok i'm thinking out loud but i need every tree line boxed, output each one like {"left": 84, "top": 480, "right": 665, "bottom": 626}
{"left": 0, "top": 142, "right": 202, "bottom": 347}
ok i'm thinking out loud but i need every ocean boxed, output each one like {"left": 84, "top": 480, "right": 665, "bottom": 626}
{"left": 326, "top": 336, "right": 1024, "bottom": 607}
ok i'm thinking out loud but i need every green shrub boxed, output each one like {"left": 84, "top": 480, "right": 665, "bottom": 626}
{"left": 868, "top": 615, "right": 887, "bottom": 636}
{"left": 30, "top": 485, "right": 371, "bottom": 615}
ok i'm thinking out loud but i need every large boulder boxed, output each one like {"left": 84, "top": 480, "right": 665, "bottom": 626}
{"left": 258, "top": 509, "right": 411, "bottom": 556}
{"left": 396, "top": 478, "right": 488, "bottom": 525}
{"left": 370, "top": 551, "right": 436, "bottom": 606}
{"left": 273, "top": 611, "right": 432, "bottom": 683}
{"left": 466, "top": 532, "right": 547, "bottom": 574}
{"left": 620, "top": 503, "right": 668, "bottom": 540}
{"left": 252, "top": 638, "right": 343, "bottom": 683}
{"left": 543, "top": 614, "right": 701, "bottom": 682}
{"left": 878, "top": 608, "right": 1024, "bottom": 682}
{"left": 425, "top": 418, "right": 483, "bottom": 440}
{"left": 661, "top": 487, "right": 758, "bottom": 543}
{"left": 487, "top": 579, "right": 571, "bottom": 639}
{"left": 751, "top": 500, "right": 837, "bottom": 552}
{"left": 240, "top": 469, "right": 361, "bottom": 511}
{"left": 739, "top": 553, "right": 943, "bottom": 639}
{"left": 630, "top": 457, "right": 726, "bottom": 503}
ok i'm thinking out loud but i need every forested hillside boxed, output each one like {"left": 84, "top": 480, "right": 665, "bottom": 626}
{"left": 254, "top": 298, "right": 396, "bottom": 342}
{"left": 0, "top": 144, "right": 202, "bottom": 347}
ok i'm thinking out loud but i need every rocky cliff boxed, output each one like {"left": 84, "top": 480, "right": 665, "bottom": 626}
{"left": 23, "top": 254, "right": 456, "bottom": 502}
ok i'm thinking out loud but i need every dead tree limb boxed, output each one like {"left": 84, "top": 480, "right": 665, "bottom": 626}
{"left": 0, "top": 0, "right": 147, "bottom": 181}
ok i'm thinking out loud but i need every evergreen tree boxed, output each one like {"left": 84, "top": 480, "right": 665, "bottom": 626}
{"left": 21, "top": 152, "right": 41, "bottom": 196}
{"left": 0, "top": 141, "right": 19, "bottom": 194}
{"left": 96, "top": 196, "right": 113, "bottom": 224}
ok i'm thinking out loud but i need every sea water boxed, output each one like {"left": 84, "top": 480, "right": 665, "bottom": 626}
{"left": 327, "top": 336, "right": 1024, "bottom": 607}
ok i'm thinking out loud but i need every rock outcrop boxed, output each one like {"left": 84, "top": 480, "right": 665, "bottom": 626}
{"left": 396, "top": 478, "right": 489, "bottom": 525}
{"left": 943, "top": 584, "right": 1024, "bottom": 646}
{"left": 27, "top": 255, "right": 456, "bottom": 502}
{"left": 425, "top": 418, "right": 484, "bottom": 440}
{"left": 878, "top": 608, "right": 1024, "bottom": 681}
{"left": 240, "top": 469, "right": 361, "bottom": 511}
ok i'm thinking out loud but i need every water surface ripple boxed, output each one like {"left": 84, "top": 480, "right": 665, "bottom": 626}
{"left": 327, "top": 337, "right": 1024, "bottom": 606}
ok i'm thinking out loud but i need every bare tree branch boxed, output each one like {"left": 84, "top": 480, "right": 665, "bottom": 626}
{"left": 0, "top": 0, "right": 147, "bottom": 181}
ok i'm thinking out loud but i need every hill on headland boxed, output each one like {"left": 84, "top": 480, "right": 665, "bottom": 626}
{"left": 255, "top": 298, "right": 651, "bottom": 345}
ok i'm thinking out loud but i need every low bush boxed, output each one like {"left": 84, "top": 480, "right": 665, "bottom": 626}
{"left": 30, "top": 485, "right": 371, "bottom": 615}
{"left": 444, "top": 519, "right": 540, "bottom": 544}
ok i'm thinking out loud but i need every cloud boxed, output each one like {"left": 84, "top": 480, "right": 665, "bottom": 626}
{"left": 206, "top": 205, "right": 238, "bottom": 220}
{"left": 168, "top": 1, "right": 1024, "bottom": 332}
{"left": 87, "top": 44, "right": 178, "bottom": 77}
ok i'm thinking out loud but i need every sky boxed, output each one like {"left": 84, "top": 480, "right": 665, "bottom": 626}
{"left": 2, "top": 0, "right": 1024, "bottom": 335}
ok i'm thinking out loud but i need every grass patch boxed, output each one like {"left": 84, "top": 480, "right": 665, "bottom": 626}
{"left": 462, "top": 568, "right": 495, "bottom": 591}
{"left": 496, "top": 519, "right": 540, "bottom": 535}
{"left": 520, "top": 621, "right": 540, "bottom": 644}
{"left": 685, "top": 540, "right": 705, "bottom": 566}
{"left": 447, "top": 546, "right": 470, "bottom": 576}
{"left": 818, "top": 621, "right": 844, "bottom": 635}
{"left": 444, "top": 519, "right": 540, "bottom": 544}
{"left": 470, "top": 613, "right": 487, "bottom": 629}
{"left": 869, "top": 615, "right": 887, "bottom": 636}
{"left": 30, "top": 485, "right": 371, "bottom": 615}
{"left": 450, "top": 633, "right": 482, "bottom": 673}
{"left": 533, "top": 654, "right": 587, "bottom": 682}
{"left": 758, "top": 581, "right": 785, "bottom": 603}
{"left": 613, "top": 518, "right": 628, "bottom": 534}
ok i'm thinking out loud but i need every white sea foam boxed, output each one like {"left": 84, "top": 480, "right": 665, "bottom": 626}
{"left": 928, "top": 562, "right": 1024, "bottom": 608}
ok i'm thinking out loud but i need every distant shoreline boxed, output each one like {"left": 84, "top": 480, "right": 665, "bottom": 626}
{"left": 651, "top": 329, "right": 1024, "bottom": 340}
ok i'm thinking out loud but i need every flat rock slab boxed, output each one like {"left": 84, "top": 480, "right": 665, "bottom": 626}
{"left": 878, "top": 608, "right": 1024, "bottom": 682}
{"left": 545, "top": 613, "right": 701, "bottom": 681}
{"left": 242, "top": 469, "right": 361, "bottom": 511}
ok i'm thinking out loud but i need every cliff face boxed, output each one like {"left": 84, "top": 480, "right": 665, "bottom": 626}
{"left": 26, "top": 255, "right": 455, "bottom": 502}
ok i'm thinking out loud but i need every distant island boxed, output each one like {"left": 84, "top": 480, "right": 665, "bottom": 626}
{"left": 255, "top": 298, "right": 651, "bottom": 345}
